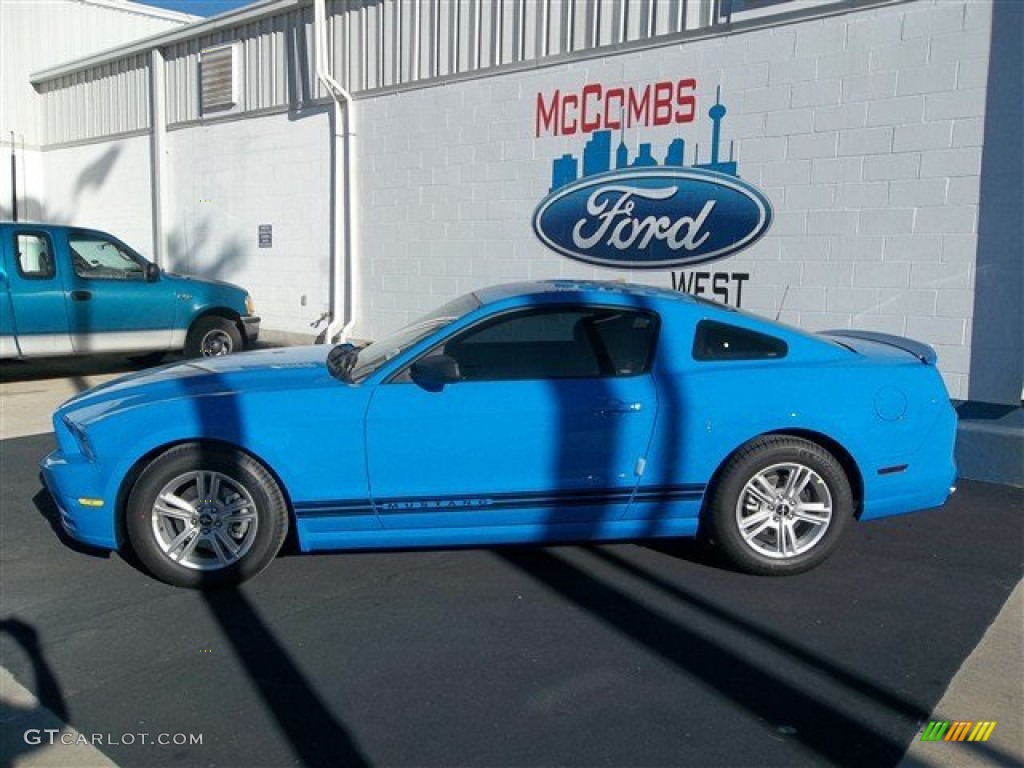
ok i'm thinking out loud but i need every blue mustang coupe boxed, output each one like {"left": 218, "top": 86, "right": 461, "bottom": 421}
{"left": 41, "top": 281, "right": 957, "bottom": 587}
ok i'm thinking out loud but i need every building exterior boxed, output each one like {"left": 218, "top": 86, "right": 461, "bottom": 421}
{"left": 1, "top": 0, "right": 196, "bottom": 222}
{"left": 6, "top": 0, "right": 1022, "bottom": 409}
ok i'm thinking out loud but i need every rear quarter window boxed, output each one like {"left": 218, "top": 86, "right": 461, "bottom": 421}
{"left": 693, "top": 319, "right": 788, "bottom": 361}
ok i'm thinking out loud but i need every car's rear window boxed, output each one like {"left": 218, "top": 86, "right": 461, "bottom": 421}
{"left": 692, "top": 320, "right": 787, "bottom": 361}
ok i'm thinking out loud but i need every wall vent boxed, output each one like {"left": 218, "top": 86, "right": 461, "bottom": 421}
{"left": 200, "top": 44, "right": 239, "bottom": 114}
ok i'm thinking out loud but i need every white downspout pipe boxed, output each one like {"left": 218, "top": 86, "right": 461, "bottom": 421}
{"left": 314, "top": 0, "right": 357, "bottom": 343}
{"left": 150, "top": 48, "right": 168, "bottom": 268}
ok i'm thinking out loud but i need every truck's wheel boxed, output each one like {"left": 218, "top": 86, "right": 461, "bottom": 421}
{"left": 185, "top": 317, "right": 242, "bottom": 357}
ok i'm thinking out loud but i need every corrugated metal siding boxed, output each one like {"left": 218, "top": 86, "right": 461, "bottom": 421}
{"left": 38, "top": 54, "right": 151, "bottom": 145}
{"left": 34, "top": 0, "right": 726, "bottom": 139}
{"left": 152, "top": 0, "right": 719, "bottom": 127}
{"left": 165, "top": 7, "right": 317, "bottom": 124}
{"left": 325, "top": 0, "right": 705, "bottom": 92}
{"left": 2, "top": 0, "right": 191, "bottom": 147}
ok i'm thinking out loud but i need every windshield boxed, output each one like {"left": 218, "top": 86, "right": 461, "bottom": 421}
{"left": 346, "top": 292, "right": 482, "bottom": 383}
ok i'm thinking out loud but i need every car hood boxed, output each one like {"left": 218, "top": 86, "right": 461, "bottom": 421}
{"left": 58, "top": 346, "right": 338, "bottom": 427}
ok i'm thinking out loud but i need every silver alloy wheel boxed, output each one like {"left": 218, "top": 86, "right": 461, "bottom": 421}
{"left": 200, "top": 328, "right": 233, "bottom": 356}
{"left": 734, "top": 462, "right": 833, "bottom": 559}
{"left": 151, "top": 470, "right": 259, "bottom": 570}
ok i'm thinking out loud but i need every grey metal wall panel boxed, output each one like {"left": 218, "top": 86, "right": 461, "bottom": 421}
{"left": 38, "top": 54, "right": 151, "bottom": 145}
{"left": 318, "top": 0, "right": 707, "bottom": 95}
{"left": 31, "top": 0, "right": 815, "bottom": 142}
{"left": 2, "top": 0, "right": 192, "bottom": 147}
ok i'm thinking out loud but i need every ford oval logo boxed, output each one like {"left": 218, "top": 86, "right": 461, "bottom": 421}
{"left": 532, "top": 168, "right": 773, "bottom": 270}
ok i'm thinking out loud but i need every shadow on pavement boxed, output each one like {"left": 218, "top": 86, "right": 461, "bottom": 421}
{"left": 591, "top": 546, "right": 927, "bottom": 720}
{"left": 0, "top": 354, "right": 178, "bottom": 386}
{"left": 201, "top": 588, "right": 369, "bottom": 767}
{"left": 497, "top": 546, "right": 908, "bottom": 767}
{"left": 0, "top": 619, "right": 71, "bottom": 765}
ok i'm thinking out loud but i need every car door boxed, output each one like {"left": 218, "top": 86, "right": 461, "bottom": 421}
{"left": 64, "top": 229, "right": 177, "bottom": 353}
{"left": 364, "top": 305, "right": 660, "bottom": 534}
{"left": 1, "top": 228, "right": 73, "bottom": 357}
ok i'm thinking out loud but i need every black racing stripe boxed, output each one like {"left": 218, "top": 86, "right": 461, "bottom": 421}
{"left": 294, "top": 484, "right": 706, "bottom": 519}
{"left": 377, "top": 495, "right": 631, "bottom": 515}
{"left": 634, "top": 483, "right": 706, "bottom": 499}
{"left": 294, "top": 500, "right": 374, "bottom": 518}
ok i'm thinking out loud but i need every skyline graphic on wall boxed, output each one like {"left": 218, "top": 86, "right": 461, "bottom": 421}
{"left": 532, "top": 84, "right": 773, "bottom": 271}
{"left": 549, "top": 87, "right": 738, "bottom": 193}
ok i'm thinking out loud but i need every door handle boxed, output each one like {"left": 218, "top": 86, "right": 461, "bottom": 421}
{"left": 70, "top": 290, "right": 92, "bottom": 301}
{"left": 592, "top": 400, "right": 643, "bottom": 416}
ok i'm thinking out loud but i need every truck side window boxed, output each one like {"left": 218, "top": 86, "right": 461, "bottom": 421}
{"left": 70, "top": 234, "right": 146, "bottom": 281}
{"left": 15, "top": 233, "right": 55, "bottom": 279}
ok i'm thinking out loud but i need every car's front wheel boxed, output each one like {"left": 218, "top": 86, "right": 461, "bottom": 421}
{"left": 125, "top": 444, "right": 288, "bottom": 588}
{"left": 707, "top": 436, "right": 853, "bottom": 575}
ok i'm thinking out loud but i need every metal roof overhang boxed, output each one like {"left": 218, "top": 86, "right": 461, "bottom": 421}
{"left": 31, "top": 0, "right": 308, "bottom": 84}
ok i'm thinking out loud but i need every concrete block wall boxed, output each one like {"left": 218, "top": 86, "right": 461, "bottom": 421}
{"left": 165, "top": 109, "right": 333, "bottom": 336}
{"left": 40, "top": 136, "right": 154, "bottom": 253}
{"left": 354, "top": 0, "right": 993, "bottom": 399}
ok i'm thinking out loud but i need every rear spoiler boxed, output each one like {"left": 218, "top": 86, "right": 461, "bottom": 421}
{"left": 822, "top": 330, "right": 938, "bottom": 365}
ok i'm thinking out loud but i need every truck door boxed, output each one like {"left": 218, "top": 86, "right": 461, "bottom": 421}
{"left": 0, "top": 228, "right": 73, "bottom": 357}
{"left": 64, "top": 229, "right": 177, "bottom": 353}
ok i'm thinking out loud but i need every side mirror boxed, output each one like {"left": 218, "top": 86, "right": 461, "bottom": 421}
{"left": 145, "top": 263, "right": 160, "bottom": 282}
{"left": 326, "top": 343, "right": 358, "bottom": 381}
{"left": 410, "top": 353, "right": 461, "bottom": 391}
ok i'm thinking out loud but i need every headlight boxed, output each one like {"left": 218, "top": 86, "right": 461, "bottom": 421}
{"left": 62, "top": 416, "right": 95, "bottom": 462}
{"left": 245, "top": 294, "right": 256, "bottom": 316}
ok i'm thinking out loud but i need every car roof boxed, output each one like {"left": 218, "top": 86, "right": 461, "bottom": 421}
{"left": 473, "top": 280, "right": 702, "bottom": 307}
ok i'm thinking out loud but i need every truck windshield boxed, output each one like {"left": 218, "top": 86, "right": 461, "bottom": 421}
{"left": 70, "top": 234, "right": 147, "bottom": 280}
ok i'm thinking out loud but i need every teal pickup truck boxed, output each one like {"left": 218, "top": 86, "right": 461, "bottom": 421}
{"left": 1, "top": 223, "right": 259, "bottom": 360}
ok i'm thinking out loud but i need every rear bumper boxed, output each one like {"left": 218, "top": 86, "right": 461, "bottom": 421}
{"left": 39, "top": 450, "right": 119, "bottom": 550}
{"left": 240, "top": 315, "right": 261, "bottom": 346}
{"left": 860, "top": 403, "right": 959, "bottom": 521}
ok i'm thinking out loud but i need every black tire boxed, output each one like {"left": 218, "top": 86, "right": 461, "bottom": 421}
{"left": 707, "top": 436, "right": 853, "bottom": 576}
{"left": 185, "top": 316, "right": 242, "bottom": 358}
{"left": 125, "top": 443, "right": 289, "bottom": 588}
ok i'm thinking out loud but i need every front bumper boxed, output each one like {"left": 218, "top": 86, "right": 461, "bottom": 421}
{"left": 241, "top": 315, "right": 261, "bottom": 346}
{"left": 39, "top": 449, "right": 119, "bottom": 550}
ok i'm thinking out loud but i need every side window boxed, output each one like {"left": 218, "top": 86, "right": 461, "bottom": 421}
{"left": 441, "top": 307, "right": 658, "bottom": 382}
{"left": 14, "top": 233, "right": 55, "bottom": 279}
{"left": 69, "top": 234, "right": 145, "bottom": 281}
{"left": 692, "top": 319, "right": 787, "bottom": 361}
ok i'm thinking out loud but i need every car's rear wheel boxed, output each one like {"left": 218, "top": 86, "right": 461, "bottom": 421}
{"left": 707, "top": 436, "right": 853, "bottom": 575}
{"left": 126, "top": 444, "right": 288, "bottom": 588}
{"left": 185, "top": 316, "right": 242, "bottom": 358}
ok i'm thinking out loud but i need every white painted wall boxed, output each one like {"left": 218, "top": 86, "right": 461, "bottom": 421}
{"left": 23, "top": 0, "right": 1010, "bottom": 400}
{"left": 1, "top": 0, "right": 193, "bottom": 146}
{"left": 165, "top": 109, "right": 333, "bottom": 336}
{"left": 353, "top": 0, "right": 993, "bottom": 399}
{"left": 0, "top": 144, "right": 45, "bottom": 222}
{"left": 40, "top": 134, "right": 154, "bottom": 253}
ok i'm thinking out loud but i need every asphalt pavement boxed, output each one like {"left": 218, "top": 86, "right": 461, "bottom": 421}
{"left": 1, "top": 359, "right": 1022, "bottom": 767}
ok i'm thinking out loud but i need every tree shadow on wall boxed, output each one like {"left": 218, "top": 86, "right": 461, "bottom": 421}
{"left": 166, "top": 218, "right": 246, "bottom": 280}
{"left": 73, "top": 145, "right": 123, "bottom": 198}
